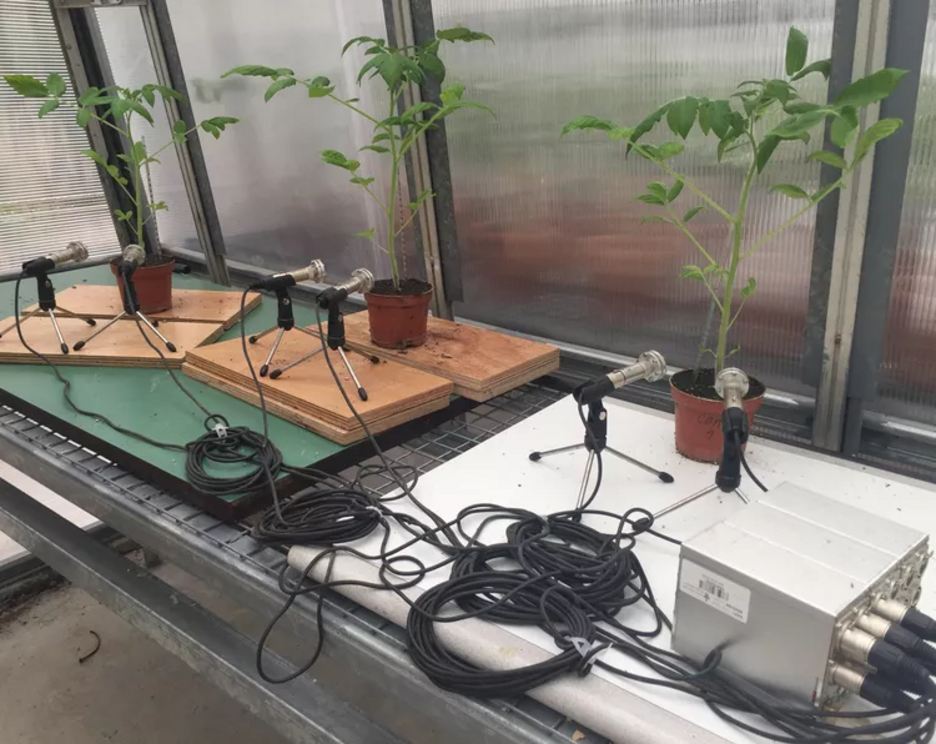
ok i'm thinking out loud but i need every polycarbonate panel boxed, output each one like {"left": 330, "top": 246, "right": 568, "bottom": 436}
{"left": 874, "top": 6, "right": 936, "bottom": 425}
{"left": 96, "top": 0, "right": 422, "bottom": 281}
{"left": 0, "top": 0, "right": 118, "bottom": 274}
{"left": 95, "top": 7, "right": 200, "bottom": 256}
{"left": 435, "top": 0, "right": 833, "bottom": 394}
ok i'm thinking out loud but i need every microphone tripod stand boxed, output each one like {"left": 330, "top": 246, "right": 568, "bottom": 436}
{"left": 0, "top": 268, "right": 95, "bottom": 353}
{"left": 269, "top": 289, "right": 378, "bottom": 401}
{"left": 73, "top": 267, "right": 176, "bottom": 352}
{"left": 530, "top": 392, "right": 674, "bottom": 511}
{"left": 248, "top": 285, "right": 321, "bottom": 377}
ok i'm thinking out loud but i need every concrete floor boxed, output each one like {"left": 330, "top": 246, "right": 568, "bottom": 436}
{"left": 0, "top": 561, "right": 289, "bottom": 744}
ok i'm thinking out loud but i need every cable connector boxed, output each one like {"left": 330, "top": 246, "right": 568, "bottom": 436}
{"left": 857, "top": 612, "right": 936, "bottom": 675}
{"left": 831, "top": 663, "right": 915, "bottom": 713}
{"left": 873, "top": 597, "right": 936, "bottom": 643}
{"left": 839, "top": 628, "right": 930, "bottom": 685}
{"left": 213, "top": 422, "right": 228, "bottom": 439}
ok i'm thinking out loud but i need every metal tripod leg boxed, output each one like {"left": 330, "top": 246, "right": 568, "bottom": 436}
{"left": 135, "top": 312, "right": 176, "bottom": 353}
{"left": 54, "top": 306, "right": 96, "bottom": 327}
{"left": 528, "top": 443, "right": 586, "bottom": 461}
{"left": 605, "top": 447, "right": 674, "bottom": 483}
{"left": 575, "top": 451, "right": 597, "bottom": 510}
{"left": 0, "top": 308, "right": 39, "bottom": 339}
{"left": 259, "top": 328, "right": 285, "bottom": 377}
{"left": 651, "top": 484, "right": 750, "bottom": 522}
{"left": 338, "top": 347, "right": 368, "bottom": 401}
{"left": 269, "top": 346, "right": 323, "bottom": 379}
{"left": 74, "top": 312, "right": 126, "bottom": 351}
{"left": 248, "top": 325, "right": 280, "bottom": 344}
{"left": 47, "top": 309, "right": 69, "bottom": 354}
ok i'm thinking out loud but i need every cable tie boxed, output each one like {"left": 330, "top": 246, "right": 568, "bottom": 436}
{"left": 567, "top": 636, "right": 605, "bottom": 670}
{"left": 213, "top": 422, "right": 228, "bottom": 438}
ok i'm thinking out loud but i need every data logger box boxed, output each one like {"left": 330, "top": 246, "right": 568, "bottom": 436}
{"left": 672, "top": 482, "right": 929, "bottom": 705}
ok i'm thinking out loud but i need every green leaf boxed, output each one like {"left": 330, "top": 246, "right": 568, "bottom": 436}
{"left": 76, "top": 108, "right": 91, "bottom": 128}
{"left": 647, "top": 182, "right": 668, "bottom": 201}
{"left": 353, "top": 228, "right": 377, "bottom": 240}
{"left": 78, "top": 87, "right": 101, "bottom": 106}
{"left": 666, "top": 96, "right": 698, "bottom": 139}
{"left": 129, "top": 101, "right": 154, "bottom": 125}
{"left": 200, "top": 121, "right": 220, "bottom": 138}
{"left": 321, "top": 149, "right": 359, "bottom": 171}
{"left": 441, "top": 99, "right": 495, "bottom": 118}
{"left": 418, "top": 51, "right": 445, "bottom": 82}
{"left": 109, "top": 98, "right": 131, "bottom": 119}
{"left": 627, "top": 102, "right": 672, "bottom": 152}
{"left": 141, "top": 86, "right": 156, "bottom": 106}
{"left": 668, "top": 180, "right": 684, "bottom": 202}
{"left": 740, "top": 276, "right": 757, "bottom": 299}
{"left": 791, "top": 58, "right": 831, "bottom": 82}
{"left": 46, "top": 73, "right": 66, "bottom": 97}
{"left": 360, "top": 144, "right": 389, "bottom": 154}
{"left": 132, "top": 140, "right": 147, "bottom": 163}
{"left": 755, "top": 135, "right": 780, "bottom": 173}
{"left": 770, "top": 183, "right": 810, "bottom": 199}
{"left": 655, "top": 142, "right": 685, "bottom": 160}
{"left": 717, "top": 134, "right": 738, "bottom": 162}
{"left": 807, "top": 150, "right": 848, "bottom": 170}
{"left": 221, "top": 65, "right": 281, "bottom": 79}
{"left": 148, "top": 201, "right": 169, "bottom": 211}
{"left": 708, "top": 99, "right": 733, "bottom": 139}
{"left": 679, "top": 264, "right": 705, "bottom": 282}
{"left": 765, "top": 79, "right": 793, "bottom": 105}
{"left": 560, "top": 115, "right": 616, "bottom": 137}
{"left": 607, "top": 127, "right": 635, "bottom": 141}
{"left": 81, "top": 149, "right": 107, "bottom": 167}
{"left": 436, "top": 27, "right": 494, "bottom": 43}
{"left": 342, "top": 36, "right": 385, "bottom": 54}
{"left": 203, "top": 115, "right": 239, "bottom": 131}
{"left": 835, "top": 68, "right": 908, "bottom": 108}
{"left": 38, "top": 99, "right": 59, "bottom": 119}
{"left": 152, "top": 84, "right": 184, "bottom": 102}
{"left": 785, "top": 27, "right": 808, "bottom": 76}
{"left": 697, "top": 101, "right": 711, "bottom": 135}
{"left": 409, "top": 188, "right": 434, "bottom": 212}
{"left": 4, "top": 74, "right": 49, "bottom": 98}
{"left": 769, "top": 109, "right": 829, "bottom": 139}
{"left": 830, "top": 106, "right": 858, "bottom": 148}
{"left": 265, "top": 77, "right": 296, "bottom": 102}
{"left": 440, "top": 83, "right": 465, "bottom": 106}
{"left": 307, "top": 76, "right": 334, "bottom": 98}
{"left": 350, "top": 176, "right": 375, "bottom": 186}
{"left": 402, "top": 101, "right": 436, "bottom": 119}
{"left": 172, "top": 119, "right": 189, "bottom": 142}
{"left": 358, "top": 50, "right": 424, "bottom": 89}
{"left": 637, "top": 193, "right": 666, "bottom": 206}
{"left": 784, "top": 101, "right": 824, "bottom": 115}
{"left": 684, "top": 206, "right": 705, "bottom": 222}
{"left": 114, "top": 209, "right": 133, "bottom": 222}
{"left": 853, "top": 117, "right": 902, "bottom": 164}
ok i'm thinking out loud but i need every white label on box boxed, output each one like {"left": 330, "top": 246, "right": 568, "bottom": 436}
{"left": 679, "top": 559, "right": 751, "bottom": 623}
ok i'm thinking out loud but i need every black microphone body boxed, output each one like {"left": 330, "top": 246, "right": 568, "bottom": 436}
{"left": 21, "top": 242, "right": 89, "bottom": 277}
{"left": 714, "top": 368, "right": 750, "bottom": 493}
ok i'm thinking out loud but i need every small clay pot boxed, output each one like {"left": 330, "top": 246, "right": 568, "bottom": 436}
{"left": 365, "top": 278, "right": 433, "bottom": 349}
{"left": 111, "top": 255, "right": 175, "bottom": 313}
{"left": 670, "top": 368, "right": 765, "bottom": 463}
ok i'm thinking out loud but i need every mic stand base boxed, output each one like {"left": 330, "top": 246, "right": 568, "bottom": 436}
{"left": 529, "top": 397, "right": 674, "bottom": 511}
{"left": 0, "top": 271, "right": 97, "bottom": 354}
{"left": 649, "top": 483, "right": 750, "bottom": 524}
{"left": 249, "top": 324, "right": 319, "bottom": 377}
{"left": 72, "top": 310, "right": 176, "bottom": 353}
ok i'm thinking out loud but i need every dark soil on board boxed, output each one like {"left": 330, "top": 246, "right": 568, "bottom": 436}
{"left": 370, "top": 278, "right": 432, "bottom": 296}
{"left": 671, "top": 368, "right": 766, "bottom": 401}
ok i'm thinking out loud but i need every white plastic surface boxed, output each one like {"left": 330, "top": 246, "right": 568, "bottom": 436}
{"left": 290, "top": 396, "right": 936, "bottom": 743}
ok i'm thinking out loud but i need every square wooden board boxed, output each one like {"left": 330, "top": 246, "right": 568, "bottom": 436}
{"left": 185, "top": 330, "right": 453, "bottom": 430}
{"left": 0, "top": 315, "right": 223, "bottom": 368}
{"left": 337, "top": 314, "right": 560, "bottom": 401}
{"left": 26, "top": 285, "right": 261, "bottom": 329}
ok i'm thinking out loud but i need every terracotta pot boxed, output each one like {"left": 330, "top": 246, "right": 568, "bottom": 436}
{"left": 110, "top": 256, "right": 175, "bottom": 313}
{"left": 365, "top": 283, "right": 433, "bottom": 349}
{"left": 670, "top": 369, "right": 765, "bottom": 463}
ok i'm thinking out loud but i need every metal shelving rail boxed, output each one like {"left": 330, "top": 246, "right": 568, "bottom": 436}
{"left": 0, "top": 380, "right": 614, "bottom": 744}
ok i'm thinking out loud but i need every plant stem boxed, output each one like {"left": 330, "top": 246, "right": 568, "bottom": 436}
{"left": 716, "top": 158, "right": 757, "bottom": 372}
{"left": 327, "top": 93, "right": 382, "bottom": 126}
{"left": 125, "top": 115, "right": 145, "bottom": 254}
{"left": 386, "top": 90, "right": 401, "bottom": 290}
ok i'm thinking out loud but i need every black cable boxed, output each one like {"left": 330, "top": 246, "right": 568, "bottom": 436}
{"left": 737, "top": 430, "right": 768, "bottom": 492}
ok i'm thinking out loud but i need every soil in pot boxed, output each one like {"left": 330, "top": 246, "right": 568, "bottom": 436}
{"left": 670, "top": 368, "right": 766, "bottom": 463}
{"left": 110, "top": 255, "right": 175, "bottom": 314}
{"left": 365, "top": 278, "right": 433, "bottom": 349}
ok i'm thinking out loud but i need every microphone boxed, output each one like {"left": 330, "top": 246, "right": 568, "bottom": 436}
{"left": 248, "top": 260, "right": 326, "bottom": 291}
{"left": 119, "top": 244, "right": 146, "bottom": 277}
{"left": 574, "top": 350, "right": 667, "bottom": 405}
{"left": 316, "top": 268, "right": 375, "bottom": 308}
{"left": 21, "top": 241, "right": 89, "bottom": 277}
{"left": 714, "top": 368, "right": 750, "bottom": 493}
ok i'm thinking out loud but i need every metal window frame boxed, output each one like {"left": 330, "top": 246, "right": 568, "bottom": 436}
{"left": 48, "top": 0, "right": 230, "bottom": 284}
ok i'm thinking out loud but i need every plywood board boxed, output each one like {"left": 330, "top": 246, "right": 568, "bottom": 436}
{"left": 337, "top": 314, "right": 560, "bottom": 401}
{"left": 25, "top": 285, "right": 261, "bottom": 329}
{"left": 184, "top": 330, "right": 453, "bottom": 431}
{"left": 182, "top": 363, "right": 449, "bottom": 444}
{"left": 0, "top": 315, "right": 222, "bottom": 369}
